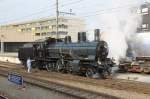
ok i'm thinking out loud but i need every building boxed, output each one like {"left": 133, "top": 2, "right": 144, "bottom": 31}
{"left": 0, "top": 16, "right": 85, "bottom": 52}
{"left": 127, "top": 2, "right": 150, "bottom": 57}
{"left": 137, "top": 2, "right": 150, "bottom": 33}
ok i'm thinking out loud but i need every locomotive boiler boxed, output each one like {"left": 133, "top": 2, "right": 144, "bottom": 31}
{"left": 18, "top": 29, "right": 114, "bottom": 78}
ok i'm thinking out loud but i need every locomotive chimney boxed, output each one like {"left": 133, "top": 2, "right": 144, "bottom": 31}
{"left": 78, "top": 32, "right": 81, "bottom": 42}
{"left": 94, "top": 29, "right": 100, "bottom": 41}
{"left": 82, "top": 32, "right": 86, "bottom": 42}
{"left": 78, "top": 32, "right": 86, "bottom": 42}
{"left": 65, "top": 36, "right": 72, "bottom": 43}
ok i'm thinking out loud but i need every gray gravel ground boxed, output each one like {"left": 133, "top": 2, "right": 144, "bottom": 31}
{"left": 0, "top": 76, "right": 78, "bottom": 99}
{"left": 115, "top": 73, "right": 150, "bottom": 83}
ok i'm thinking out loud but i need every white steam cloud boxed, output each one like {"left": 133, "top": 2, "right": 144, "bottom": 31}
{"left": 131, "top": 33, "right": 150, "bottom": 56}
{"left": 99, "top": 0, "right": 142, "bottom": 63}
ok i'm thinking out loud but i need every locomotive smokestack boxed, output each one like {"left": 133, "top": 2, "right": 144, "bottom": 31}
{"left": 65, "top": 36, "right": 72, "bottom": 43}
{"left": 94, "top": 29, "right": 100, "bottom": 42}
{"left": 78, "top": 32, "right": 81, "bottom": 42}
{"left": 82, "top": 32, "right": 86, "bottom": 42}
{"left": 78, "top": 32, "right": 87, "bottom": 42}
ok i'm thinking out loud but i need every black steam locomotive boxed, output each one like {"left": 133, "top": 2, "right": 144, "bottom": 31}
{"left": 18, "top": 29, "right": 114, "bottom": 78}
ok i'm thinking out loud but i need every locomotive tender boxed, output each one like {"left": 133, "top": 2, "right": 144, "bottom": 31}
{"left": 18, "top": 29, "right": 114, "bottom": 78}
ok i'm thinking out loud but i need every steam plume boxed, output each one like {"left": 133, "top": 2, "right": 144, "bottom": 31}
{"left": 100, "top": 0, "right": 142, "bottom": 63}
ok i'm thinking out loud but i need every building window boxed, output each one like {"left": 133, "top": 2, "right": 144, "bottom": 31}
{"left": 61, "top": 19, "right": 68, "bottom": 22}
{"left": 58, "top": 31, "right": 68, "bottom": 35}
{"left": 47, "top": 32, "right": 51, "bottom": 35}
{"left": 58, "top": 24, "right": 68, "bottom": 29}
{"left": 51, "top": 32, "right": 56, "bottom": 35}
{"left": 21, "top": 28, "right": 26, "bottom": 32}
{"left": 47, "top": 32, "right": 56, "bottom": 35}
{"left": 48, "top": 20, "right": 52, "bottom": 23}
{"left": 20, "top": 28, "right": 32, "bottom": 32}
{"left": 41, "top": 26, "right": 49, "bottom": 30}
{"left": 141, "top": 23, "right": 149, "bottom": 31}
{"left": 40, "top": 21, "right": 47, "bottom": 25}
{"left": 26, "top": 28, "right": 31, "bottom": 31}
{"left": 52, "top": 25, "right": 56, "bottom": 29}
{"left": 35, "top": 33, "right": 40, "bottom": 36}
{"left": 52, "top": 24, "right": 68, "bottom": 29}
{"left": 41, "top": 26, "right": 44, "bottom": 30}
{"left": 35, "top": 27, "right": 41, "bottom": 31}
{"left": 142, "top": 7, "right": 148, "bottom": 15}
{"left": 137, "top": 9, "right": 141, "bottom": 14}
{"left": 142, "top": 24, "right": 148, "bottom": 28}
{"left": 20, "top": 24, "right": 26, "bottom": 27}
{"left": 58, "top": 18, "right": 68, "bottom": 22}
{"left": 41, "top": 32, "right": 46, "bottom": 36}
{"left": 32, "top": 28, "right": 35, "bottom": 31}
{"left": 13, "top": 25, "right": 19, "bottom": 27}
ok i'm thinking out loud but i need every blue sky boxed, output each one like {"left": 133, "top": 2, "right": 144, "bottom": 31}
{"left": 0, "top": 0, "right": 110, "bottom": 24}
{"left": 0, "top": 0, "right": 147, "bottom": 26}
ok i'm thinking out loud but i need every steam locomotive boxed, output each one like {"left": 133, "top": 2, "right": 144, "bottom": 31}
{"left": 18, "top": 29, "right": 114, "bottom": 78}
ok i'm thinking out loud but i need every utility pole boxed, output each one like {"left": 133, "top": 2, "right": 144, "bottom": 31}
{"left": 55, "top": 0, "right": 75, "bottom": 41}
{"left": 56, "top": 0, "right": 59, "bottom": 41}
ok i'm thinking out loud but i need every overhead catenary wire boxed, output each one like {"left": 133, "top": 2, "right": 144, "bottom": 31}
{"left": 0, "top": 9, "right": 55, "bottom": 25}
{"left": 79, "top": 3, "right": 143, "bottom": 18}
{"left": 0, "top": 1, "right": 148, "bottom": 25}
{"left": 61, "top": 0, "right": 147, "bottom": 18}
{"left": 0, "top": 5, "right": 58, "bottom": 24}
{"left": 61, "top": 2, "right": 143, "bottom": 20}
{"left": 0, "top": 0, "right": 115, "bottom": 24}
{"left": 60, "top": 0, "right": 86, "bottom": 7}
{"left": 0, "top": 0, "right": 86, "bottom": 25}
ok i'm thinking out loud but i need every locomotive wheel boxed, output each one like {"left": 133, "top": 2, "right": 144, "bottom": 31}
{"left": 56, "top": 60, "right": 64, "bottom": 72}
{"left": 37, "top": 61, "right": 44, "bottom": 70}
{"left": 31, "top": 61, "right": 37, "bottom": 68}
{"left": 46, "top": 63, "right": 53, "bottom": 72}
{"left": 65, "top": 62, "right": 72, "bottom": 73}
{"left": 102, "top": 71, "right": 110, "bottom": 79}
{"left": 85, "top": 68, "right": 95, "bottom": 78}
{"left": 22, "top": 60, "right": 27, "bottom": 68}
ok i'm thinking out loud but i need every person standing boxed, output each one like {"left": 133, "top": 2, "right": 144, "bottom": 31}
{"left": 26, "top": 57, "right": 32, "bottom": 73}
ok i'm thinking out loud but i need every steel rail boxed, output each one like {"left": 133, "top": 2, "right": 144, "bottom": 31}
{"left": 0, "top": 63, "right": 119, "bottom": 99}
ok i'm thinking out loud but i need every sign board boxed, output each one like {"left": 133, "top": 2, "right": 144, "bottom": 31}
{"left": 8, "top": 73, "right": 23, "bottom": 85}
{"left": 0, "top": 96, "right": 8, "bottom": 99}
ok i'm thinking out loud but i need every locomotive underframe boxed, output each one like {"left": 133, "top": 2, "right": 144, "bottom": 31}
{"left": 27, "top": 50, "right": 112, "bottom": 79}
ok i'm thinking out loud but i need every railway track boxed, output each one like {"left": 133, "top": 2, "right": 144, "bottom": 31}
{"left": 1, "top": 62, "right": 150, "bottom": 98}
{"left": 0, "top": 61, "right": 118, "bottom": 99}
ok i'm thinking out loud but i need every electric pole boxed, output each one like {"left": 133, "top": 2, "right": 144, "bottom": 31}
{"left": 56, "top": 0, "right": 59, "bottom": 41}
{"left": 55, "top": 0, "right": 75, "bottom": 41}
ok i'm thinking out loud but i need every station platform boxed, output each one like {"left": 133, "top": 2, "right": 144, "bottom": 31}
{"left": 0, "top": 53, "right": 20, "bottom": 64}
{"left": 0, "top": 53, "right": 18, "bottom": 57}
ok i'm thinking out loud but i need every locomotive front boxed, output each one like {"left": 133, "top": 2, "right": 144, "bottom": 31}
{"left": 95, "top": 40, "right": 108, "bottom": 62}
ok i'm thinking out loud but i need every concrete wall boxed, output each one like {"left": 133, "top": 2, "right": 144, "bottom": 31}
{"left": 0, "top": 53, "right": 20, "bottom": 64}
{"left": 0, "top": 56, "right": 21, "bottom": 64}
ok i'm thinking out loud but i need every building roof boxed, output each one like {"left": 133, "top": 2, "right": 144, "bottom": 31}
{"left": 0, "top": 16, "right": 84, "bottom": 27}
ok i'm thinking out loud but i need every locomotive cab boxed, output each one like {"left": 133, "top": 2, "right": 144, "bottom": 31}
{"left": 18, "top": 43, "right": 34, "bottom": 66}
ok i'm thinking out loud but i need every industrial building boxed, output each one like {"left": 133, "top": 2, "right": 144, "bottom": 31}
{"left": 137, "top": 2, "right": 150, "bottom": 33}
{"left": 127, "top": 2, "right": 150, "bottom": 57}
{"left": 0, "top": 16, "right": 85, "bottom": 52}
